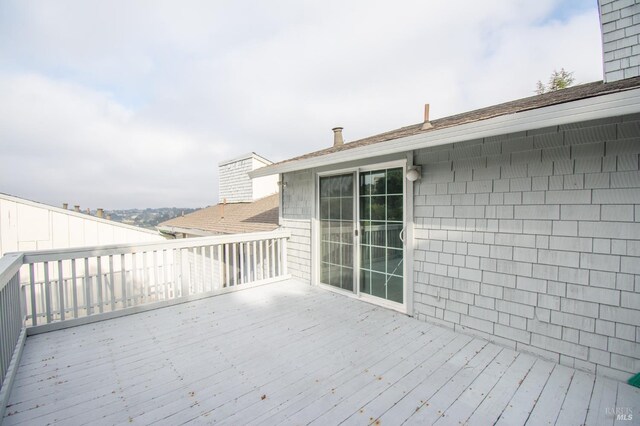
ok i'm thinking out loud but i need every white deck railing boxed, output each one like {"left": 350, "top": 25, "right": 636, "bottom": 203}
{"left": 20, "top": 229, "right": 290, "bottom": 328}
{"left": 0, "top": 253, "right": 24, "bottom": 401}
{"left": 0, "top": 229, "right": 290, "bottom": 418}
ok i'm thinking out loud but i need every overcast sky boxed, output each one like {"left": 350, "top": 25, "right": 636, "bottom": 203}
{"left": 1, "top": 0, "right": 603, "bottom": 209}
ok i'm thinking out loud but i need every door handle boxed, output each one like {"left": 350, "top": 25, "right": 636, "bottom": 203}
{"left": 399, "top": 227, "right": 405, "bottom": 244}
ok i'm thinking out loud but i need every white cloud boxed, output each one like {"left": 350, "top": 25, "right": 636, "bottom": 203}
{"left": 0, "top": 0, "right": 603, "bottom": 208}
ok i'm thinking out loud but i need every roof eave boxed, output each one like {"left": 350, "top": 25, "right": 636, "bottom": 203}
{"left": 250, "top": 87, "right": 640, "bottom": 178}
{"left": 156, "top": 225, "right": 214, "bottom": 236}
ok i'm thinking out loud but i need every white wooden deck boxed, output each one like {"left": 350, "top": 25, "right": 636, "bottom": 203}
{"left": 2, "top": 279, "right": 639, "bottom": 425}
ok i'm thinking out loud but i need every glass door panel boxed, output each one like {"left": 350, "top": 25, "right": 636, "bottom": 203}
{"left": 319, "top": 174, "right": 354, "bottom": 292}
{"left": 359, "top": 168, "right": 404, "bottom": 303}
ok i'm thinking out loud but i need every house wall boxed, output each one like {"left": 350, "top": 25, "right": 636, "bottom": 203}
{"left": 413, "top": 113, "right": 640, "bottom": 381}
{"left": 219, "top": 156, "right": 254, "bottom": 203}
{"left": 599, "top": 0, "right": 640, "bottom": 82}
{"left": 252, "top": 156, "right": 279, "bottom": 201}
{"left": 0, "top": 194, "right": 164, "bottom": 257}
{"left": 219, "top": 154, "right": 279, "bottom": 203}
{"left": 281, "top": 170, "right": 313, "bottom": 282}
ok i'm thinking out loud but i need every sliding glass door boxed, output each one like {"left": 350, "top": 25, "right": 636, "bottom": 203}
{"left": 319, "top": 166, "right": 404, "bottom": 305}
{"left": 319, "top": 174, "right": 355, "bottom": 292}
{"left": 359, "top": 168, "right": 404, "bottom": 304}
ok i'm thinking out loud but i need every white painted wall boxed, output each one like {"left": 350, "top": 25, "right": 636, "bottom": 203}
{"left": 0, "top": 193, "right": 164, "bottom": 257}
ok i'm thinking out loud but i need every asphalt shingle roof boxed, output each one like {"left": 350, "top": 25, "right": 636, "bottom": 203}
{"left": 158, "top": 193, "right": 279, "bottom": 235}
{"left": 263, "top": 77, "right": 640, "bottom": 170}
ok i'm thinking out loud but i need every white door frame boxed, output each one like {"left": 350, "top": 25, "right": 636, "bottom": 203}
{"left": 314, "top": 159, "right": 411, "bottom": 314}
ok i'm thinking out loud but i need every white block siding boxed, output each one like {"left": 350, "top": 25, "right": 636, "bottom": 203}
{"left": 281, "top": 170, "right": 313, "bottom": 281}
{"left": 600, "top": 0, "right": 640, "bottom": 82}
{"left": 0, "top": 193, "right": 163, "bottom": 257}
{"left": 413, "top": 113, "right": 640, "bottom": 381}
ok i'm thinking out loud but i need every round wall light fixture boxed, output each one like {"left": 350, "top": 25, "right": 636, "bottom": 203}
{"left": 406, "top": 166, "right": 422, "bottom": 182}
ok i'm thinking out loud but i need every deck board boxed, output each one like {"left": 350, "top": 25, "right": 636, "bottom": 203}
{"left": 3, "top": 279, "right": 638, "bottom": 425}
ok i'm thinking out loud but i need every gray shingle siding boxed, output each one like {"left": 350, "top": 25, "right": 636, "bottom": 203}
{"left": 413, "top": 113, "right": 640, "bottom": 381}
{"left": 281, "top": 170, "right": 312, "bottom": 281}
{"left": 218, "top": 158, "right": 253, "bottom": 203}
{"left": 600, "top": 0, "right": 640, "bottom": 82}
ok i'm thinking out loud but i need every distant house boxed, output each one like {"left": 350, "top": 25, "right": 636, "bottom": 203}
{"left": 249, "top": 3, "right": 640, "bottom": 382}
{"left": 0, "top": 192, "right": 163, "bottom": 257}
{"left": 158, "top": 152, "right": 279, "bottom": 237}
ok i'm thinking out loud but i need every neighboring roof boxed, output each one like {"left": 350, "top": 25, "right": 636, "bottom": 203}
{"left": 218, "top": 152, "right": 273, "bottom": 167}
{"left": 157, "top": 193, "right": 279, "bottom": 235}
{"left": 252, "top": 77, "right": 640, "bottom": 177}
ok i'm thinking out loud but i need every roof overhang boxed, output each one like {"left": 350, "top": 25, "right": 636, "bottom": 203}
{"left": 156, "top": 225, "right": 214, "bottom": 237}
{"left": 250, "top": 87, "right": 640, "bottom": 178}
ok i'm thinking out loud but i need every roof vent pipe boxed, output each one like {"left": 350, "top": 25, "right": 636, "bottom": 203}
{"left": 62, "top": 203, "right": 68, "bottom": 210}
{"left": 74, "top": 205, "right": 80, "bottom": 212}
{"left": 97, "top": 208, "right": 104, "bottom": 218}
{"left": 332, "top": 127, "right": 344, "bottom": 147}
{"left": 422, "top": 104, "right": 433, "bottom": 130}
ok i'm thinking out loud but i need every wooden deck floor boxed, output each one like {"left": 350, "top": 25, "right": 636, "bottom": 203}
{"left": 3, "top": 280, "right": 639, "bottom": 425}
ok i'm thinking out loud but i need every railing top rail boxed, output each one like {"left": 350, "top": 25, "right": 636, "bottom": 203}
{"left": 0, "top": 252, "right": 24, "bottom": 292}
{"left": 10, "top": 228, "right": 290, "bottom": 264}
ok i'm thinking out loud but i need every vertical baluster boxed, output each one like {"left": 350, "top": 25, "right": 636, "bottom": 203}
{"left": 71, "top": 259, "right": 79, "bottom": 318}
{"left": 96, "top": 256, "right": 104, "bottom": 313}
{"left": 273, "top": 238, "right": 281, "bottom": 277}
{"left": 85, "top": 257, "right": 93, "bottom": 316}
{"left": 201, "top": 246, "right": 207, "bottom": 293}
{"left": 282, "top": 237, "right": 288, "bottom": 276}
{"left": 251, "top": 242, "right": 257, "bottom": 282}
{"left": 143, "top": 251, "right": 149, "bottom": 301}
{"left": 259, "top": 240, "right": 265, "bottom": 280}
{"left": 108, "top": 255, "right": 116, "bottom": 311}
{"left": 239, "top": 243, "right": 245, "bottom": 284}
{"left": 44, "top": 262, "right": 51, "bottom": 324}
{"left": 162, "top": 249, "right": 169, "bottom": 299}
{"left": 29, "top": 263, "right": 37, "bottom": 326}
{"left": 224, "top": 244, "right": 230, "bottom": 288}
{"left": 218, "top": 245, "right": 224, "bottom": 289}
{"left": 232, "top": 243, "right": 237, "bottom": 286}
{"left": 43, "top": 262, "right": 52, "bottom": 323}
{"left": 132, "top": 252, "right": 138, "bottom": 305}
{"left": 192, "top": 247, "right": 198, "bottom": 293}
{"left": 152, "top": 250, "right": 159, "bottom": 300}
{"left": 209, "top": 246, "right": 215, "bottom": 292}
{"left": 265, "top": 241, "right": 271, "bottom": 279}
{"left": 271, "top": 239, "right": 276, "bottom": 278}
{"left": 57, "top": 260, "right": 65, "bottom": 321}
{"left": 172, "top": 248, "right": 184, "bottom": 297}
{"left": 121, "top": 253, "right": 127, "bottom": 308}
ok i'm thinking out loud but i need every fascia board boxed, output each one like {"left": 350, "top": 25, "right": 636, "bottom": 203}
{"left": 250, "top": 88, "right": 640, "bottom": 178}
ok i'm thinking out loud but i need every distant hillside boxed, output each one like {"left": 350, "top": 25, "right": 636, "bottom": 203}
{"left": 105, "top": 207, "right": 199, "bottom": 229}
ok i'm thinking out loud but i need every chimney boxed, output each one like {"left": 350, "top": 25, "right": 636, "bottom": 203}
{"left": 332, "top": 127, "right": 344, "bottom": 147}
{"left": 62, "top": 203, "right": 68, "bottom": 210}
{"left": 74, "top": 205, "right": 80, "bottom": 212}
{"left": 218, "top": 153, "right": 276, "bottom": 203}
{"left": 599, "top": 0, "right": 640, "bottom": 82}
{"left": 421, "top": 104, "right": 434, "bottom": 130}
{"left": 97, "top": 208, "right": 104, "bottom": 218}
